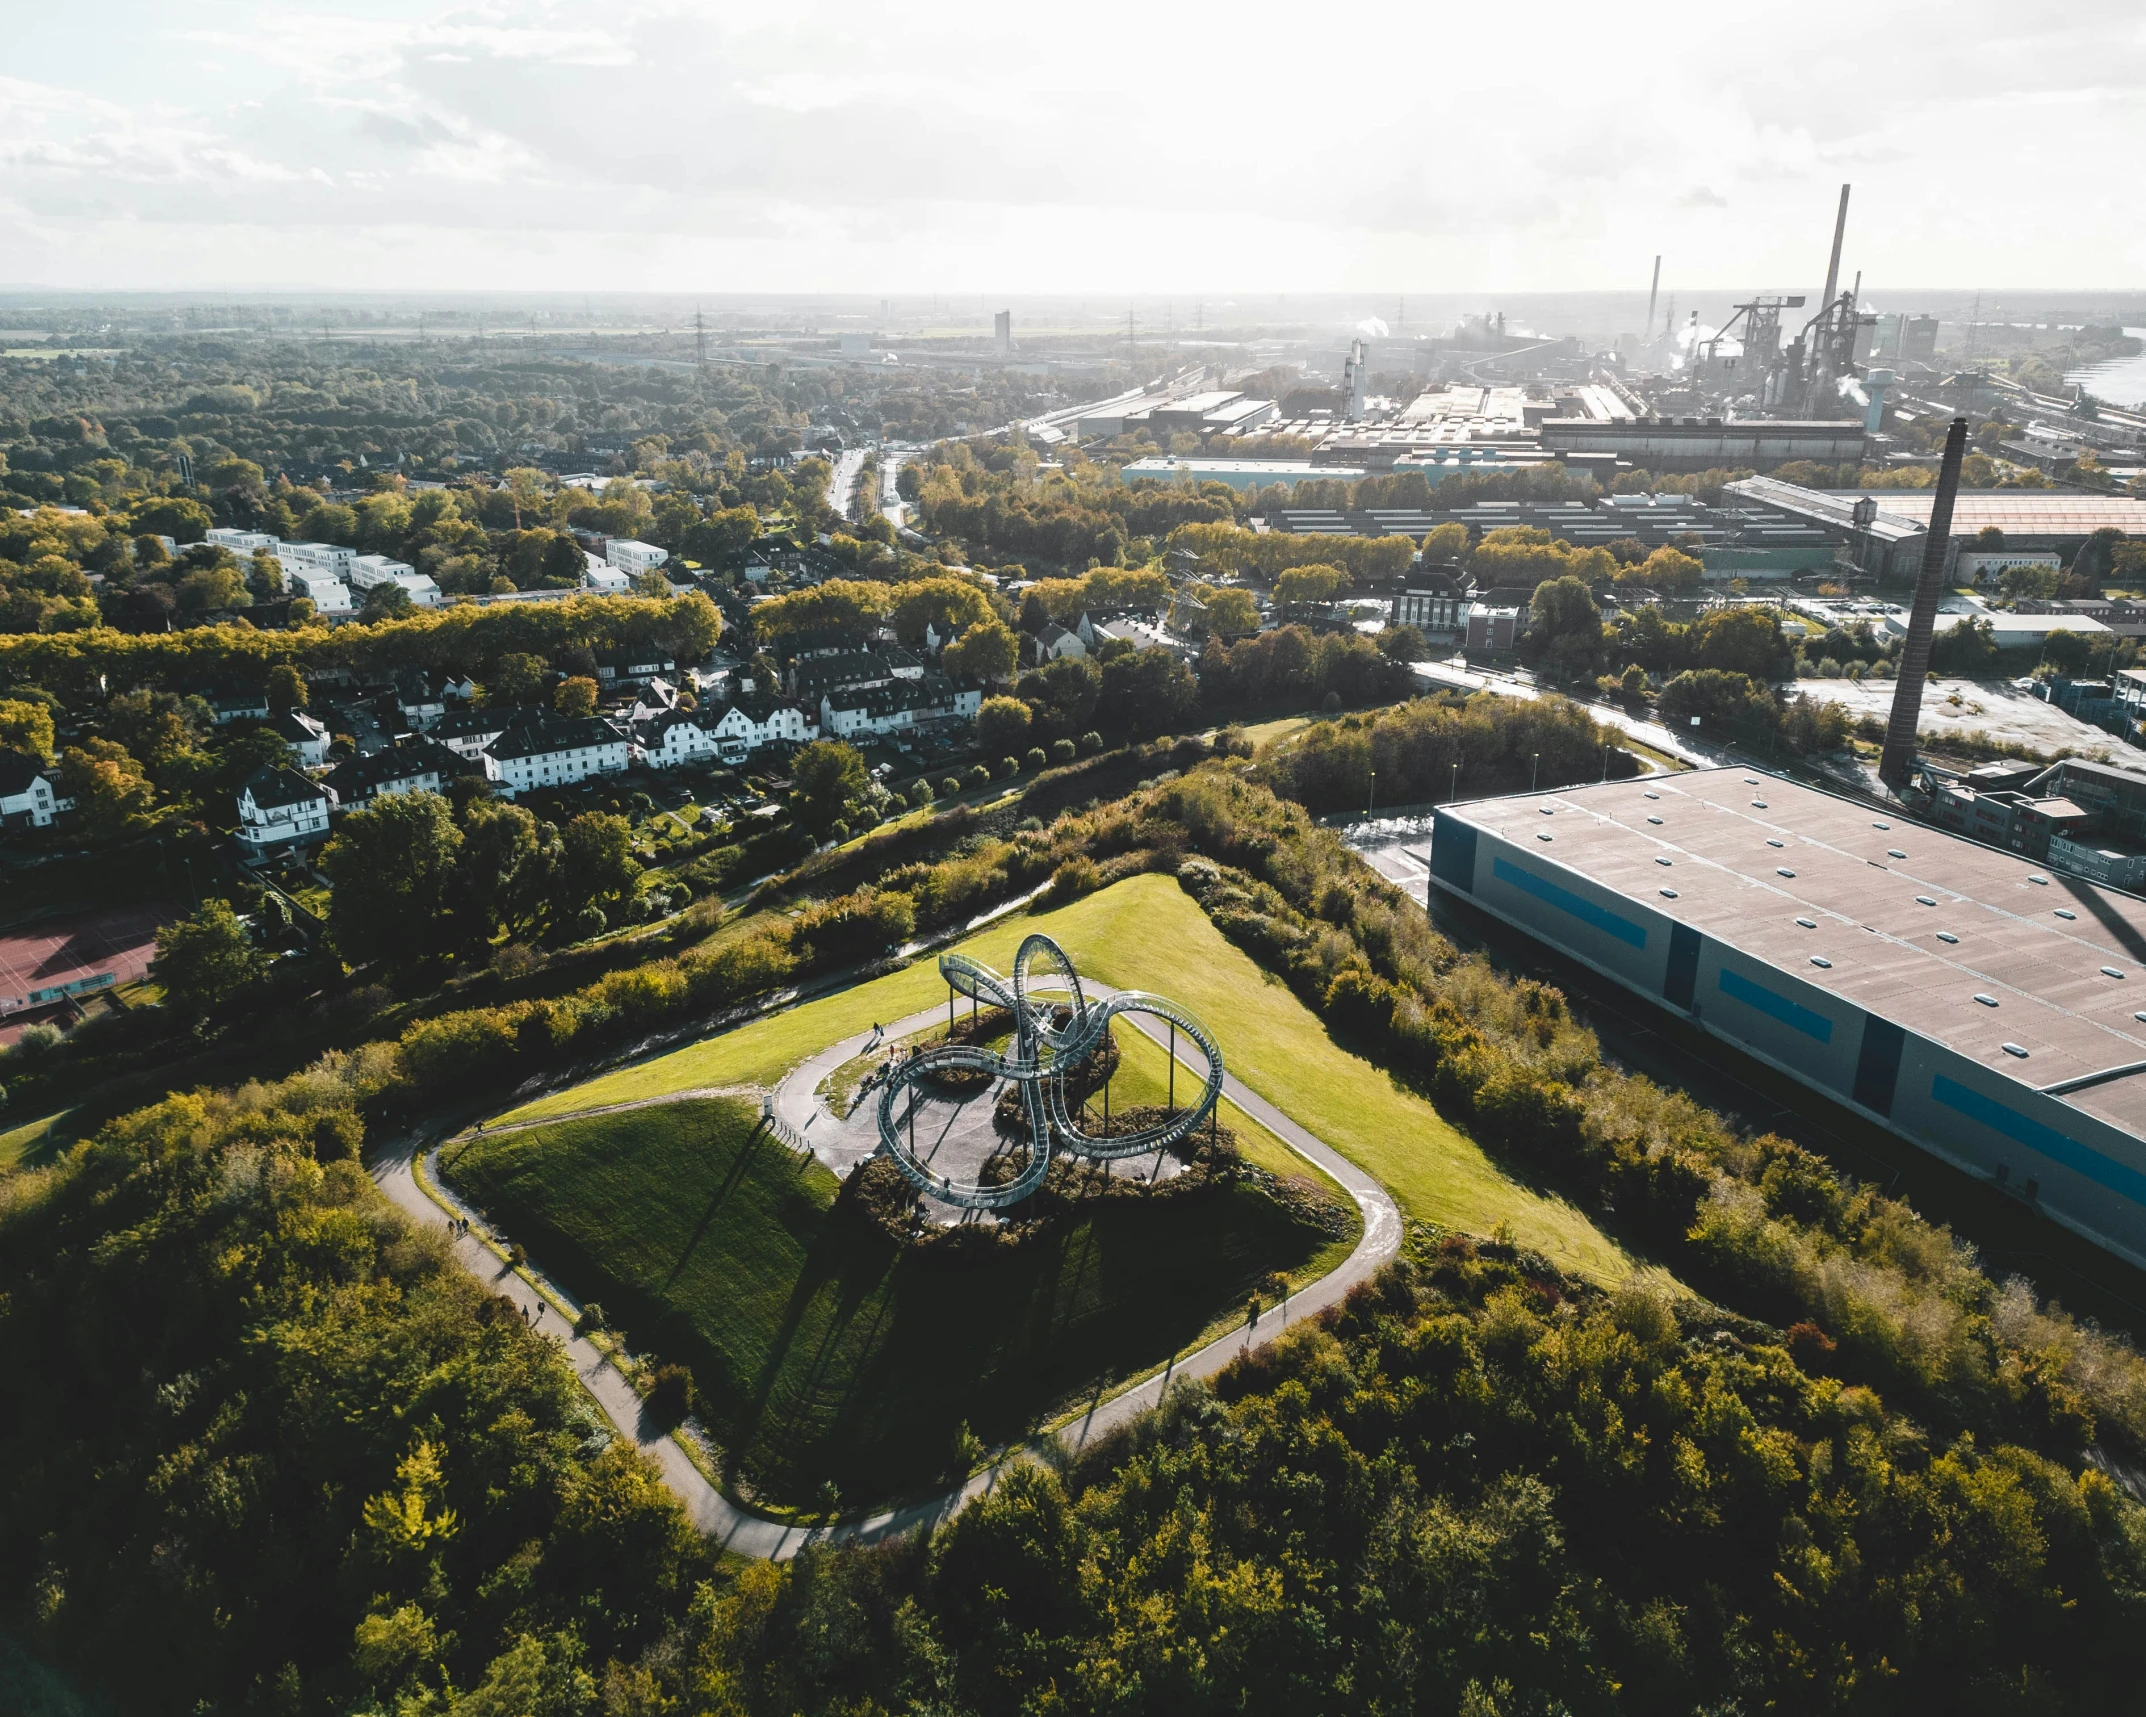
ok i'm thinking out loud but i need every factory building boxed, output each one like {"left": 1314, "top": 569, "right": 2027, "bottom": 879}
{"left": 1729, "top": 480, "right": 2146, "bottom": 581}
{"left": 1540, "top": 417, "right": 1869, "bottom": 472}
{"left": 1428, "top": 769, "right": 2146, "bottom": 1271}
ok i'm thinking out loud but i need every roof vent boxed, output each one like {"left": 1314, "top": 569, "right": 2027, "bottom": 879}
{"left": 1938, "top": 932, "right": 1959, "bottom": 944}
{"left": 1810, "top": 956, "right": 1833, "bottom": 968}
{"left": 1975, "top": 994, "right": 2000, "bottom": 1007}
{"left": 1916, "top": 896, "right": 1936, "bottom": 906}
{"left": 1796, "top": 917, "right": 1817, "bottom": 928}
{"left": 2002, "top": 1043, "right": 2029, "bottom": 1058}
{"left": 2055, "top": 909, "right": 2077, "bottom": 920}
{"left": 2104, "top": 967, "right": 2125, "bottom": 979}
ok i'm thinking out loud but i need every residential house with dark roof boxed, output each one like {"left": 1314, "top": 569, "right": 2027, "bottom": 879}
{"left": 237, "top": 766, "right": 334, "bottom": 854}
{"left": 488, "top": 715, "right": 630, "bottom": 797}
{"left": 819, "top": 672, "right": 981, "bottom": 741}
{"left": 1030, "top": 622, "right": 1086, "bottom": 665}
{"left": 322, "top": 738, "right": 457, "bottom": 806}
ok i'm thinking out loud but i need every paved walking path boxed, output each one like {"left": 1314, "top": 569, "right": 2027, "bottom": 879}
{"left": 370, "top": 986, "right": 1401, "bottom": 1561}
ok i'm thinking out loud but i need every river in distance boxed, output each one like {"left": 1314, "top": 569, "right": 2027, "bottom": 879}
{"left": 2066, "top": 328, "right": 2146, "bottom": 411}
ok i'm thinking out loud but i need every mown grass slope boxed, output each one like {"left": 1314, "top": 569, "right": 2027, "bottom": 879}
{"left": 495, "top": 874, "right": 1634, "bottom": 1281}
{"left": 447, "top": 1094, "right": 1348, "bottom": 1507}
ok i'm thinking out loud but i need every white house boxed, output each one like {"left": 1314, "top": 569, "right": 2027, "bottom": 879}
{"left": 236, "top": 766, "right": 334, "bottom": 854}
{"left": 605, "top": 539, "right": 669, "bottom": 575}
{"left": 0, "top": 749, "right": 70, "bottom": 830}
{"left": 488, "top": 715, "right": 630, "bottom": 797}
{"left": 1031, "top": 621, "right": 1086, "bottom": 664}
{"left": 393, "top": 670, "right": 447, "bottom": 731}
{"left": 268, "top": 709, "right": 332, "bottom": 767}
{"left": 583, "top": 552, "right": 630, "bottom": 594}
{"left": 633, "top": 708, "right": 740, "bottom": 768}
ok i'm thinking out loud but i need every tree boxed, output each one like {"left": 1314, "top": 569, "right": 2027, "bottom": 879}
{"left": 1018, "top": 655, "right": 1101, "bottom": 740}
{"left": 941, "top": 619, "right": 1018, "bottom": 684}
{"left": 976, "top": 695, "right": 1032, "bottom": 755}
{"left": 149, "top": 898, "right": 266, "bottom": 1021}
{"left": 486, "top": 653, "right": 548, "bottom": 707}
{"left": 1378, "top": 625, "right": 1427, "bottom": 662}
{"left": 541, "top": 532, "right": 586, "bottom": 587}
{"left": 1523, "top": 577, "right": 1604, "bottom": 679}
{"left": 749, "top": 580, "right": 889, "bottom": 647}
{"left": 58, "top": 740, "right": 158, "bottom": 841}
{"left": 1193, "top": 584, "right": 1261, "bottom": 638}
{"left": 555, "top": 677, "right": 599, "bottom": 717}
{"left": 1658, "top": 669, "right": 1780, "bottom": 745}
{"left": 0, "top": 698, "right": 55, "bottom": 761}
{"left": 453, "top": 801, "right": 553, "bottom": 941}
{"left": 1419, "top": 520, "right": 1471, "bottom": 564}
{"left": 558, "top": 813, "right": 640, "bottom": 921}
{"left": 890, "top": 577, "right": 995, "bottom": 645}
{"left": 266, "top": 664, "right": 307, "bottom": 714}
{"left": 789, "top": 741, "right": 868, "bottom": 836}
{"left": 176, "top": 563, "right": 250, "bottom": 611}
{"left": 1930, "top": 616, "right": 2000, "bottom": 677}
{"left": 1616, "top": 545, "right": 1704, "bottom": 595}
{"left": 1686, "top": 605, "right": 1791, "bottom": 679}
{"left": 1100, "top": 648, "right": 1198, "bottom": 740}
{"left": 321, "top": 790, "right": 464, "bottom": 967}
{"left": 361, "top": 582, "right": 415, "bottom": 622}
{"left": 1273, "top": 564, "right": 1347, "bottom": 607}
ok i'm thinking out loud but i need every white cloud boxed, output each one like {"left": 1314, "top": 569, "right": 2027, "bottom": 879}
{"left": 0, "top": 0, "right": 2140, "bottom": 292}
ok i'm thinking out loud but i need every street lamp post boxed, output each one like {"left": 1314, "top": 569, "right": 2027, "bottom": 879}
{"left": 1367, "top": 767, "right": 1376, "bottom": 817}
{"left": 1449, "top": 761, "right": 1459, "bottom": 803}
{"left": 1531, "top": 751, "right": 1540, "bottom": 792}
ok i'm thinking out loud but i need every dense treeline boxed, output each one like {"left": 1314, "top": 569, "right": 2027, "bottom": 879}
{"left": 0, "top": 1068, "right": 707, "bottom": 1713}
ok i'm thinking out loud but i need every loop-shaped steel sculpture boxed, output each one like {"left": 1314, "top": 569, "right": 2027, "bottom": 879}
{"left": 875, "top": 934, "right": 1225, "bottom": 1209}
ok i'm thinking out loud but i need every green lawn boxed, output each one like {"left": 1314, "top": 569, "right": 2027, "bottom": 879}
{"left": 495, "top": 874, "right": 1635, "bottom": 1282}
{"left": 0, "top": 1109, "right": 81, "bottom": 1171}
{"left": 446, "top": 1095, "right": 1348, "bottom": 1508}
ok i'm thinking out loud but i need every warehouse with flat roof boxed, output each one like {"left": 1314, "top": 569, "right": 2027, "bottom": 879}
{"left": 1428, "top": 768, "right": 2146, "bottom": 1269}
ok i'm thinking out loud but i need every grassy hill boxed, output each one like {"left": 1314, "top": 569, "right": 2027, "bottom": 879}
{"left": 446, "top": 1094, "right": 1353, "bottom": 1508}
{"left": 494, "top": 873, "right": 1635, "bottom": 1283}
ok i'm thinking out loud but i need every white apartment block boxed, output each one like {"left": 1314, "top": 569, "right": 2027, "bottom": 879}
{"left": 605, "top": 539, "right": 669, "bottom": 575}
{"left": 283, "top": 568, "right": 353, "bottom": 616}
{"left": 206, "top": 528, "right": 278, "bottom": 561}
{"left": 583, "top": 552, "right": 631, "bottom": 593}
{"left": 280, "top": 541, "right": 356, "bottom": 575}
{"left": 236, "top": 767, "right": 334, "bottom": 854}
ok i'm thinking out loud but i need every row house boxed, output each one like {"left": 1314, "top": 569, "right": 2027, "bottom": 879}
{"left": 0, "top": 749, "right": 70, "bottom": 830}
{"left": 819, "top": 673, "right": 980, "bottom": 741}
{"left": 488, "top": 715, "right": 631, "bottom": 797}
{"left": 322, "top": 737, "right": 456, "bottom": 807}
{"left": 631, "top": 696, "right": 817, "bottom": 769}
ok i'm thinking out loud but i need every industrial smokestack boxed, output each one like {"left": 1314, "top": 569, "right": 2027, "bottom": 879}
{"left": 1878, "top": 417, "right": 1971, "bottom": 790}
{"left": 1645, "top": 255, "right": 1661, "bottom": 340}
{"left": 1819, "top": 183, "right": 1851, "bottom": 312}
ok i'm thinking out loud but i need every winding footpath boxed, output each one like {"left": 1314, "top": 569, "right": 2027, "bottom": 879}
{"left": 369, "top": 991, "right": 1401, "bottom": 1561}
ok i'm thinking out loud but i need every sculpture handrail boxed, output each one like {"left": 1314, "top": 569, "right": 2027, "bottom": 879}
{"left": 873, "top": 937, "right": 1223, "bottom": 1211}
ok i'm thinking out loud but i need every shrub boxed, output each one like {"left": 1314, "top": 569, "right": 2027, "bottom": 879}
{"left": 1023, "top": 746, "right": 1048, "bottom": 772}
{"left": 994, "top": 755, "right": 1020, "bottom": 779}
{"left": 940, "top": 774, "right": 964, "bottom": 797}
{"left": 1050, "top": 856, "right": 1103, "bottom": 901}
{"left": 1079, "top": 730, "right": 1103, "bottom": 753}
{"left": 964, "top": 764, "right": 990, "bottom": 789}
{"left": 645, "top": 1363, "right": 694, "bottom": 1427}
{"left": 572, "top": 905, "right": 607, "bottom": 941}
{"left": 908, "top": 779, "right": 935, "bottom": 807}
{"left": 1050, "top": 737, "right": 1076, "bottom": 764}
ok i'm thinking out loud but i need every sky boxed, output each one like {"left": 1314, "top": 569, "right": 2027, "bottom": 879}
{"left": 3, "top": 0, "right": 2143, "bottom": 297}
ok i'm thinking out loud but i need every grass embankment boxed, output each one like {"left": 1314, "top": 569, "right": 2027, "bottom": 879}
{"left": 495, "top": 874, "right": 1632, "bottom": 1282}
{"left": 447, "top": 1095, "right": 1346, "bottom": 1507}
{"left": 0, "top": 1108, "right": 82, "bottom": 1171}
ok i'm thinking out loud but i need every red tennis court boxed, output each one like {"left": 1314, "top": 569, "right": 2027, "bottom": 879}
{"left": 0, "top": 902, "right": 169, "bottom": 1028}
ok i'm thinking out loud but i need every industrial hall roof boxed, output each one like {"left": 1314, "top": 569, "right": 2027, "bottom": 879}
{"left": 1829, "top": 490, "right": 2146, "bottom": 536}
{"left": 1451, "top": 768, "right": 2146, "bottom": 1140}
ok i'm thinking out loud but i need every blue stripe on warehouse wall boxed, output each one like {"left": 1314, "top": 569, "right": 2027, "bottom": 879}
{"left": 1931, "top": 1075, "right": 2146, "bottom": 1205}
{"left": 1489, "top": 856, "right": 1648, "bottom": 950}
{"left": 1717, "top": 967, "right": 1835, "bottom": 1044}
